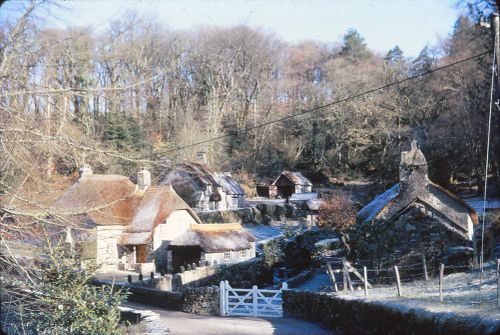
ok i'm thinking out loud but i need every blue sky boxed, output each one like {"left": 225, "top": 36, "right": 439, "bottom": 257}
{"left": 1, "top": 0, "right": 465, "bottom": 57}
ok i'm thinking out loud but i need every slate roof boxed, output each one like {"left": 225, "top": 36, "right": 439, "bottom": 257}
{"left": 306, "top": 199, "right": 323, "bottom": 211}
{"left": 356, "top": 182, "right": 477, "bottom": 228}
{"left": 169, "top": 223, "right": 256, "bottom": 253}
{"left": 272, "top": 171, "right": 313, "bottom": 187}
{"left": 357, "top": 184, "right": 400, "bottom": 224}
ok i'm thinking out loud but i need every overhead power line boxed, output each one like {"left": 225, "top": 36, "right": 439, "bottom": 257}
{"left": 159, "top": 49, "right": 491, "bottom": 155}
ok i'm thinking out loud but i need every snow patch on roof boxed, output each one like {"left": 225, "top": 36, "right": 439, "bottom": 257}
{"left": 289, "top": 192, "right": 318, "bottom": 201}
{"left": 314, "top": 238, "right": 340, "bottom": 248}
{"left": 357, "top": 183, "right": 400, "bottom": 223}
{"left": 463, "top": 197, "right": 500, "bottom": 215}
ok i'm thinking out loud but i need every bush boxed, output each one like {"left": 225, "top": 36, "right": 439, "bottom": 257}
{"left": 317, "top": 194, "right": 356, "bottom": 233}
{"left": 1, "top": 243, "right": 128, "bottom": 335}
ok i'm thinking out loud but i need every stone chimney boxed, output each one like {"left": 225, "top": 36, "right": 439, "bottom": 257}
{"left": 79, "top": 164, "right": 93, "bottom": 178}
{"left": 399, "top": 140, "right": 428, "bottom": 192}
{"left": 137, "top": 168, "right": 151, "bottom": 191}
{"left": 196, "top": 151, "right": 208, "bottom": 165}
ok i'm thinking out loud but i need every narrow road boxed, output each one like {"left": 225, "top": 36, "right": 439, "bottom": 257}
{"left": 125, "top": 302, "right": 336, "bottom": 335}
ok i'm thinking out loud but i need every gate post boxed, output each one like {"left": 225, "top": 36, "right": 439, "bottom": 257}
{"left": 219, "top": 281, "right": 225, "bottom": 316}
{"left": 252, "top": 285, "right": 258, "bottom": 316}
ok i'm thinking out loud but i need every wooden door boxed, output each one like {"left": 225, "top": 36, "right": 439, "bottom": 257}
{"left": 136, "top": 245, "right": 148, "bottom": 263}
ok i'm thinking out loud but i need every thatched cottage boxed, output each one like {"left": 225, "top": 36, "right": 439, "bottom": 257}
{"left": 269, "top": 171, "right": 313, "bottom": 198}
{"left": 356, "top": 140, "right": 477, "bottom": 263}
{"left": 161, "top": 154, "right": 245, "bottom": 211}
{"left": 167, "top": 223, "right": 256, "bottom": 272}
{"left": 55, "top": 166, "right": 255, "bottom": 273}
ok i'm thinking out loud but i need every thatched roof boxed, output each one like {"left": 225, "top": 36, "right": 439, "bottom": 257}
{"left": 54, "top": 175, "right": 141, "bottom": 226}
{"left": 272, "top": 171, "right": 312, "bottom": 187}
{"left": 162, "top": 162, "right": 244, "bottom": 196}
{"left": 169, "top": 223, "right": 256, "bottom": 253}
{"left": 55, "top": 174, "right": 201, "bottom": 245}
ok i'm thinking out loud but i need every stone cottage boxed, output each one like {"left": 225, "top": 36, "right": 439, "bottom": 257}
{"left": 167, "top": 223, "right": 256, "bottom": 272}
{"left": 356, "top": 140, "right": 478, "bottom": 263}
{"left": 55, "top": 166, "right": 254, "bottom": 273}
{"left": 269, "top": 171, "right": 313, "bottom": 198}
{"left": 161, "top": 154, "right": 245, "bottom": 211}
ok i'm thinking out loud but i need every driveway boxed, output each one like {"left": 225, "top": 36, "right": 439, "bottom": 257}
{"left": 125, "top": 302, "right": 336, "bottom": 335}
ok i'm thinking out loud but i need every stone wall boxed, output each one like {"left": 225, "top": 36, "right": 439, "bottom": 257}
{"left": 353, "top": 205, "right": 474, "bottom": 271}
{"left": 128, "top": 257, "right": 272, "bottom": 291}
{"left": 196, "top": 207, "right": 262, "bottom": 224}
{"left": 180, "top": 286, "right": 220, "bottom": 316}
{"left": 123, "top": 284, "right": 183, "bottom": 310}
{"left": 93, "top": 279, "right": 220, "bottom": 316}
{"left": 283, "top": 290, "right": 499, "bottom": 335}
{"left": 205, "top": 257, "right": 273, "bottom": 288}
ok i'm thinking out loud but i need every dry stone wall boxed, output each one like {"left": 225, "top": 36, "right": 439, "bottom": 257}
{"left": 283, "top": 290, "right": 500, "bottom": 335}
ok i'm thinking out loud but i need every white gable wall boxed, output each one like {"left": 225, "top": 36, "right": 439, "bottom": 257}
{"left": 153, "top": 209, "right": 199, "bottom": 251}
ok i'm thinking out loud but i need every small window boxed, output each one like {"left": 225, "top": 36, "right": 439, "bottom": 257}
{"left": 239, "top": 250, "right": 247, "bottom": 258}
{"left": 223, "top": 251, "right": 231, "bottom": 261}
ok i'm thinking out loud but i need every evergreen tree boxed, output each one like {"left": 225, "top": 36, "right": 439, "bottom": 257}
{"left": 103, "top": 112, "right": 145, "bottom": 151}
{"left": 384, "top": 45, "right": 404, "bottom": 65}
{"left": 340, "top": 28, "right": 372, "bottom": 62}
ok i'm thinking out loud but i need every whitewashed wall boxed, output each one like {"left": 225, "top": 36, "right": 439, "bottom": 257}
{"left": 153, "top": 209, "right": 198, "bottom": 250}
{"left": 201, "top": 242, "right": 256, "bottom": 265}
{"left": 295, "top": 185, "right": 312, "bottom": 193}
{"left": 153, "top": 209, "right": 199, "bottom": 271}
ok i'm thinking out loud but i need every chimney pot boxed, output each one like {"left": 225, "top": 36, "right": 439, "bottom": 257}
{"left": 79, "top": 164, "right": 93, "bottom": 178}
{"left": 196, "top": 151, "right": 208, "bottom": 165}
{"left": 137, "top": 168, "right": 151, "bottom": 191}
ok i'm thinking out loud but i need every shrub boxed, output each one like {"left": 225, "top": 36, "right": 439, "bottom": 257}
{"left": 317, "top": 194, "right": 356, "bottom": 233}
{"left": 0, "top": 243, "right": 127, "bottom": 335}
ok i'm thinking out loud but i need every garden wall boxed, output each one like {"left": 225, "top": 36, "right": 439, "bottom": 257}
{"left": 283, "top": 290, "right": 500, "bottom": 335}
{"left": 93, "top": 279, "right": 220, "bottom": 316}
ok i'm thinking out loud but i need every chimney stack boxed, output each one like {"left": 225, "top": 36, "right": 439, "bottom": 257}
{"left": 196, "top": 151, "right": 208, "bottom": 165}
{"left": 399, "top": 140, "right": 428, "bottom": 191}
{"left": 79, "top": 164, "right": 93, "bottom": 178}
{"left": 137, "top": 168, "right": 151, "bottom": 191}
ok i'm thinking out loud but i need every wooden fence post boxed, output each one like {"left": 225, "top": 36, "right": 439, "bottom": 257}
{"left": 343, "top": 264, "right": 348, "bottom": 292}
{"left": 394, "top": 266, "right": 402, "bottom": 297}
{"left": 497, "top": 259, "right": 499, "bottom": 309}
{"left": 422, "top": 253, "right": 429, "bottom": 281}
{"left": 439, "top": 263, "right": 444, "bottom": 302}
{"left": 364, "top": 266, "right": 368, "bottom": 296}
{"left": 326, "top": 263, "right": 338, "bottom": 293}
{"left": 219, "top": 281, "right": 225, "bottom": 316}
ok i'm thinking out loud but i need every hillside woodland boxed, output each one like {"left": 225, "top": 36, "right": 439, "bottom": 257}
{"left": 1, "top": 2, "right": 499, "bottom": 239}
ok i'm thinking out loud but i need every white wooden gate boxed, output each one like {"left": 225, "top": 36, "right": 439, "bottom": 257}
{"left": 219, "top": 280, "right": 287, "bottom": 317}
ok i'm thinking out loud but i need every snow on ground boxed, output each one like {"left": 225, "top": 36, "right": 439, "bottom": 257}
{"left": 244, "top": 224, "right": 284, "bottom": 244}
{"left": 296, "top": 273, "right": 332, "bottom": 291}
{"left": 298, "top": 261, "right": 500, "bottom": 322}
{"left": 245, "top": 198, "right": 287, "bottom": 207}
